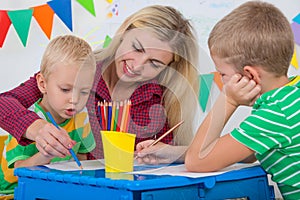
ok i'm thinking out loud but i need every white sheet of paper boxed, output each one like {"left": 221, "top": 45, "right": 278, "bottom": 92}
{"left": 44, "top": 159, "right": 105, "bottom": 171}
{"left": 130, "top": 162, "right": 259, "bottom": 178}
{"left": 45, "top": 159, "right": 259, "bottom": 179}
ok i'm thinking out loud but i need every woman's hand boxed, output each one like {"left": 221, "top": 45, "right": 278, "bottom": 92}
{"left": 26, "top": 119, "right": 76, "bottom": 158}
{"left": 136, "top": 140, "right": 187, "bottom": 164}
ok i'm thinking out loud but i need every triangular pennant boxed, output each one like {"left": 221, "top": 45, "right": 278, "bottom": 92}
{"left": 7, "top": 9, "right": 33, "bottom": 47}
{"left": 48, "top": 0, "right": 73, "bottom": 31}
{"left": 291, "top": 22, "right": 300, "bottom": 46}
{"left": 291, "top": 47, "right": 299, "bottom": 69}
{"left": 211, "top": 72, "right": 223, "bottom": 91}
{"left": 199, "top": 74, "right": 214, "bottom": 112}
{"left": 103, "top": 35, "right": 112, "bottom": 48}
{"left": 0, "top": 11, "right": 11, "bottom": 48}
{"left": 32, "top": 4, "right": 54, "bottom": 39}
{"left": 293, "top": 13, "right": 300, "bottom": 24}
{"left": 76, "top": 0, "right": 96, "bottom": 16}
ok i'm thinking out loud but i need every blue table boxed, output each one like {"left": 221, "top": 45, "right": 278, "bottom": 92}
{"left": 14, "top": 164, "right": 275, "bottom": 200}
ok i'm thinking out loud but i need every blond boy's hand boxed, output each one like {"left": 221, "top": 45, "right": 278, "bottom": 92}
{"left": 224, "top": 74, "right": 261, "bottom": 107}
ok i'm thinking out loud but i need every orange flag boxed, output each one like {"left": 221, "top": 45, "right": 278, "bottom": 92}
{"left": 33, "top": 4, "right": 54, "bottom": 39}
{"left": 212, "top": 71, "right": 223, "bottom": 91}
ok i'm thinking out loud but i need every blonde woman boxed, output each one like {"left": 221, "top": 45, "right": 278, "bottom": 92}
{"left": 0, "top": 5, "right": 199, "bottom": 159}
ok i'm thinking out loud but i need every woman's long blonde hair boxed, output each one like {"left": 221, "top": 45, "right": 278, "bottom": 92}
{"left": 94, "top": 5, "right": 199, "bottom": 145}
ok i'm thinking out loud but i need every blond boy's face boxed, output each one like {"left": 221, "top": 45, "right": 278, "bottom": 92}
{"left": 40, "top": 63, "right": 94, "bottom": 123}
{"left": 212, "top": 55, "right": 239, "bottom": 84}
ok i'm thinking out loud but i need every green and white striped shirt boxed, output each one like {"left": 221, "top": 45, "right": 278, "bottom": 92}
{"left": 231, "top": 76, "right": 300, "bottom": 200}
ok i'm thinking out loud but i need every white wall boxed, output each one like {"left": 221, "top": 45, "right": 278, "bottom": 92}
{"left": 0, "top": 0, "right": 299, "bottom": 93}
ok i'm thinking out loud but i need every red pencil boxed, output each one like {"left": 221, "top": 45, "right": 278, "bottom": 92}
{"left": 100, "top": 102, "right": 106, "bottom": 130}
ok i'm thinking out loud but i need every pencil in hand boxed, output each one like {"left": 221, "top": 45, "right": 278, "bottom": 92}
{"left": 46, "top": 112, "right": 83, "bottom": 170}
{"left": 135, "top": 120, "right": 184, "bottom": 159}
{"left": 149, "top": 120, "right": 184, "bottom": 147}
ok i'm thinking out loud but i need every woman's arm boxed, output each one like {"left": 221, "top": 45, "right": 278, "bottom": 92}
{"left": 0, "top": 74, "right": 42, "bottom": 144}
{"left": 0, "top": 73, "right": 75, "bottom": 157}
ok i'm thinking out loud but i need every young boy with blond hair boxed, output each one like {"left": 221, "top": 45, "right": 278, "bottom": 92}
{"left": 0, "top": 35, "right": 96, "bottom": 194}
{"left": 185, "top": 1, "right": 300, "bottom": 199}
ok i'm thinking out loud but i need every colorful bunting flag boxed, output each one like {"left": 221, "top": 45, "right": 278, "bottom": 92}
{"left": 47, "top": 0, "right": 73, "bottom": 31}
{"left": 0, "top": 0, "right": 99, "bottom": 47}
{"left": 0, "top": 11, "right": 11, "bottom": 47}
{"left": 7, "top": 9, "right": 33, "bottom": 47}
{"left": 211, "top": 72, "right": 223, "bottom": 91}
{"left": 103, "top": 35, "right": 112, "bottom": 48}
{"left": 291, "top": 22, "right": 300, "bottom": 46}
{"left": 291, "top": 48, "right": 299, "bottom": 69}
{"left": 33, "top": 5, "right": 54, "bottom": 39}
{"left": 293, "top": 13, "right": 300, "bottom": 24}
{"left": 199, "top": 74, "right": 214, "bottom": 112}
{"left": 76, "top": 0, "right": 96, "bottom": 16}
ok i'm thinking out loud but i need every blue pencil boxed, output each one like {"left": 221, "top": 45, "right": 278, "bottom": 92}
{"left": 46, "top": 112, "right": 83, "bottom": 170}
{"left": 107, "top": 102, "right": 112, "bottom": 131}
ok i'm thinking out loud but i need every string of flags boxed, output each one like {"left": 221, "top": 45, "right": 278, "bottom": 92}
{"left": 0, "top": 2, "right": 298, "bottom": 112}
{"left": 0, "top": 0, "right": 97, "bottom": 47}
{"left": 291, "top": 13, "right": 300, "bottom": 69}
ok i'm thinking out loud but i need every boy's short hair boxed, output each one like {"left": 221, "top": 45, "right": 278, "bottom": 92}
{"left": 40, "top": 35, "right": 96, "bottom": 79}
{"left": 208, "top": 1, "right": 294, "bottom": 76}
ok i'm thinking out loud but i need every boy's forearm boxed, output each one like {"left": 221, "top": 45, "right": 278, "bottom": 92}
{"left": 14, "top": 152, "right": 51, "bottom": 168}
{"left": 186, "top": 93, "right": 237, "bottom": 165}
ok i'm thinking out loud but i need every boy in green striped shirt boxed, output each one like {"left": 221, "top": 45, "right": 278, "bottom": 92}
{"left": 185, "top": 1, "right": 300, "bottom": 199}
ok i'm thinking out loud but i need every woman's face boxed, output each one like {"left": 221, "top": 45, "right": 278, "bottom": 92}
{"left": 115, "top": 29, "right": 173, "bottom": 83}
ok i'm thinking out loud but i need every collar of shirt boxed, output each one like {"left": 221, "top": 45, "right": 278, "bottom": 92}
{"left": 92, "top": 61, "right": 164, "bottom": 105}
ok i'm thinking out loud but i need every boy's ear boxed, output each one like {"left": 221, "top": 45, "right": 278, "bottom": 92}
{"left": 243, "top": 66, "right": 261, "bottom": 84}
{"left": 36, "top": 73, "right": 47, "bottom": 94}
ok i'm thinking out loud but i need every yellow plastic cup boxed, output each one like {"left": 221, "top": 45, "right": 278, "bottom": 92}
{"left": 101, "top": 131, "right": 136, "bottom": 172}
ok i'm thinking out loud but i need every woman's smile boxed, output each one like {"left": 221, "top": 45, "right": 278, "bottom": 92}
{"left": 122, "top": 61, "right": 139, "bottom": 77}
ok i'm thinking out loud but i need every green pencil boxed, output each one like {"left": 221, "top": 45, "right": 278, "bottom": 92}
{"left": 113, "top": 102, "right": 119, "bottom": 131}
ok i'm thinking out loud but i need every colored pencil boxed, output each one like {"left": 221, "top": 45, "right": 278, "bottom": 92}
{"left": 46, "top": 112, "right": 83, "bottom": 170}
{"left": 113, "top": 102, "right": 119, "bottom": 131}
{"left": 124, "top": 100, "right": 131, "bottom": 132}
{"left": 116, "top": 101, "right": 123, "bottom": 131}
{"left": 100, "top": 102, "right": 106, "bottom": 130}
{"left": 103, "top": 101, "right": 108, "bottom": 130}
{"left": 120, "top": 100, "right": 128, "bottom": 132}
{"left": 98, "top": 101, "right": 102, "bottom": 128}
{"left": 107, "top": 102, "right": 112, "bottom": 131}
{"left": 134, "top": 120, "right": 184, "bottom": 160}
{"left": 149, "top": 120, "right": 184, "bottom": 147}
{"left": 110, "top": 101, "right": 116, "bottom": 131}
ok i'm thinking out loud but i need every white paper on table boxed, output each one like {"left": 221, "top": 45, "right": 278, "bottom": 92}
{"left": 130, "top": 162, "right": 259, "bottom": 178}
{"left": 44, "top": 159, "right": 105, "bottom": 171}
